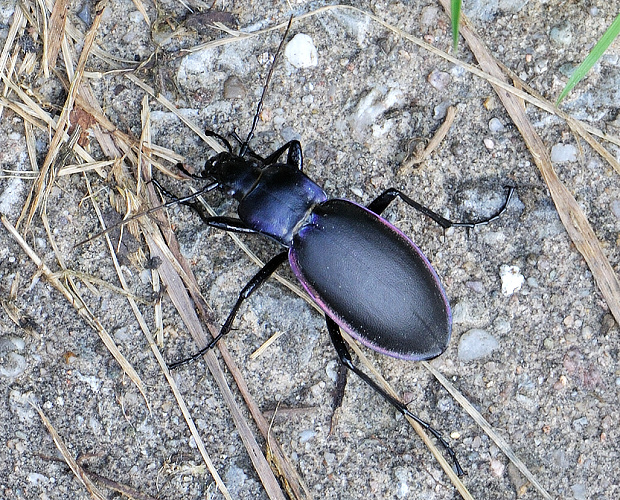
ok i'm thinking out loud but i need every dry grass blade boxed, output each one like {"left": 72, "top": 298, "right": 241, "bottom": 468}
{"left": 58, "top": 159, "right": 116, "bottom": 175}
{"left": 32, "top": 401, "right": 107, "bottom": 500}
{"left": 44, "top": 0, "right": 68, "bottom": 75}
{"left": 439, "top": 0, "right": 620, "bottom": 327}
{"left": 75, "top": 466, "right": 160, "bottom": 500}
{"left": 139, "top": 97, "right": 164, "bottom": 347}
{"left": 24, "top": 121, "right": 39, "bottom": 172}
{"left": 0, "top": 4, "right": 24, "bottom": 72}
{"left": 53, "top": 269, "right": 149, "bottom": 303}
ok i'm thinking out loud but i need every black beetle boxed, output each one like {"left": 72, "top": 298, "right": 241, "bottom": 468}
{"left": 168, "top": 18, "right": 513, "bottom": 475}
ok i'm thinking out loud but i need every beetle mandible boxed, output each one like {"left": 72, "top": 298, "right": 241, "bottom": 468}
{"left": 168, "top": 17, "right": 514, "bottom": 476}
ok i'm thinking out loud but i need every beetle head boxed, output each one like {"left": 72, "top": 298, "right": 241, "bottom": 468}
{"left": 204, "top": 152, "right": 261, "bottom": 200}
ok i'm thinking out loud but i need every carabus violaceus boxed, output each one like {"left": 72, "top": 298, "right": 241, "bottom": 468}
{"left": 167, "top": 17, "right": 514, "bottom": 476}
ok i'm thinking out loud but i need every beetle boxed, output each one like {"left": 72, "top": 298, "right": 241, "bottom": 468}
{"left": 166, "top": 18, "right": 513, "bottom": 476}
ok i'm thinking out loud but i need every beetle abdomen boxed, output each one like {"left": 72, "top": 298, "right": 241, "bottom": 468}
{"left": 289, "top": 199, "right": 451, "bottom": 360}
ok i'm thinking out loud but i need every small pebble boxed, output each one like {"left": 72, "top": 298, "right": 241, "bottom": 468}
{"left": 484, "top": 138, "right": 495, "bottom": 149}
{"left": 285, "top": 34, "right": 318, "bottom": 69}
{"left": 573, "top": 417, "right": 589, "bottom": 430}
{"left": 225, "top": 465, "right": 247, "bottom": 492}
{"left": 490, "top": 459, "right": 505, "bottom": 477}
{"left": 488, "top": 117, "right": 505, "bottom": 133}
{"left": 458, "top": 329, "right": 500, "bottom": 362}
{"left": 483, "top": 96, "right": 497, "bottom": 110}
{"left": 223, "top": 75, "right": 245, "bottom": 99}
{"left": 427, "top": 70, "right": 451, "bottom": 91}
{"left": 493, "top": 318, "right": 511, "bottom": 334}
{"left": 610, "top": 200, "right": 620, "bottom": 219}
{"left": 550, "top": 22, "right": 573, "bottom": 46}
{"left": 77, "top": 2, "right": 91, "bottom": 24}
{"left": 420, "top": 6, "right": 440, "bottom": 27}
{"left": 433, "top": 101, "right": 451, "bottom": 120}
{"left": 500, "top": 265, "right": 524, "bottom": 295}
{"left": 348, "top": 87, "right": 404, "bottom": 135}
{"left": 550, "top": 143, "right": 577, "bottom": 162}
{"left": 534, "top": 58, "right": 549, "bottom": 75}
{"left": 571, "top": 483, "right": 587, "bottom": 500}
{"left": 451, "top": 301, "right": 475, "bottom": 324}
{"left": 0, "top": 337, "right": 27, "bottom": 378}
{"left": 27, "top": 473, "right": 49, "bottom": 486}
{"left": 394, "top": 467, "right": 410, "bottom": 499}
{"left": 0, "top": 352, "right": 27, "bottom": 378}
{"left": 299, "top": 429, "right": 316, "bottom": 443}
{"left": 465, "top": 281, "right": 484, "bottom": 293}
{"left": 552, "top": 449, "right": 570, "bottom": 469}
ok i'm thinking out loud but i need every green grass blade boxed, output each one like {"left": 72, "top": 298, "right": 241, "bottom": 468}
{"left": 557, "top": 12, "right": 620, "bottom": 104}
{"left": 451, "top": 0, "right": 462, "bottom": 51}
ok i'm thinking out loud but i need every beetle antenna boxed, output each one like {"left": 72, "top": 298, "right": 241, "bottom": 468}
{"left": 239, "top": 15, "right": 294, "bottom": 157}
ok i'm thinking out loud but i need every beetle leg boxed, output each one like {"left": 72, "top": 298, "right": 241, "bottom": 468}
{"left": 329, "top": 362, "right": 348, "bottom": 434}
{"left": 151, "top": 178, "right": 219, "bottom": 202}
{"left": 201, "top": 216, "right": 258, "bottom": 234}
{"left": 169, "top": 251, "right": 289, "bottom": 369}
{"left": 205, "top": 129, "right": 233, "bottom": 153}
{"left": 262, "top": 140, "right": 303, "bottom": 171}
{"left": 325, "top": 315, "right": 464, "bottom": 476}
{"left": 174, "top": 162, "right": 211, "bottom": 181}
{"left": 367, "top": 186, "right": 514, "bottom": 230}
{"left": 151, "top": 179, "right": 255, "bottom": 231}
{"left": 151, "top": 179, "right": 262, "bottom": 233}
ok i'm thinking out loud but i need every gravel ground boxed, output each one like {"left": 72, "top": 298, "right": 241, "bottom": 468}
{"left": 0, "top": 1, "right": 619, "bottom": 499}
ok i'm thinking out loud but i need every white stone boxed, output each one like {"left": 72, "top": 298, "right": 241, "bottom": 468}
{"left": 284, "top": 34, "right": 318, "bottom": 69}
{"left": 550, "top": 143, "right": 577, "bottom": 162}
{"left": 500, "top": 265, "right": 524, "bottom": 295}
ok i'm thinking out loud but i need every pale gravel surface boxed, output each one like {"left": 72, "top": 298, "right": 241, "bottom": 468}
{"left": 0, "top": 1, "right": 619, "bottom": 499}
